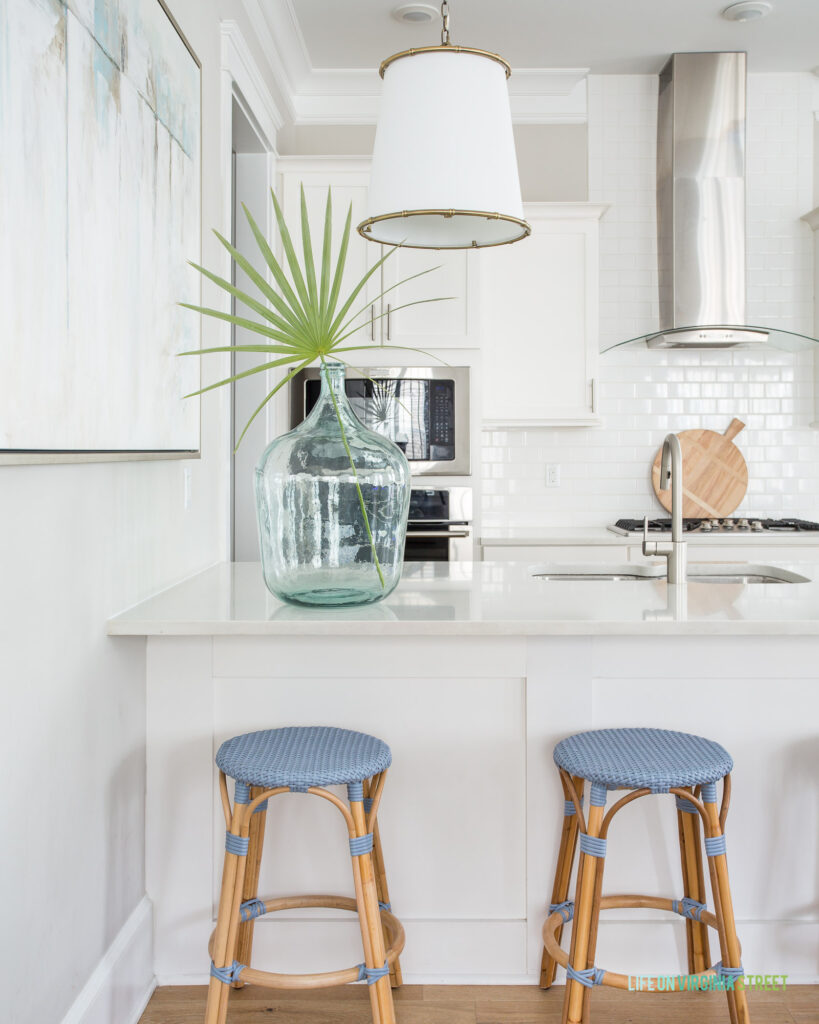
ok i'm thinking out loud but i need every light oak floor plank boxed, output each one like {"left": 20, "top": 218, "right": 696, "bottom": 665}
{"left": 140, "top": 983, "right": 817, "bottom": 1024}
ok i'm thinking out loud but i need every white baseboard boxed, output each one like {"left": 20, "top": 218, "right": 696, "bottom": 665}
{"left": 61, "top": 896, "right": 156, "bottom": 1024}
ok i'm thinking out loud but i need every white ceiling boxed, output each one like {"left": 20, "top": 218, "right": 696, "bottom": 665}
{"left": 282, "top": 0, "right": 819, "bottom": 74}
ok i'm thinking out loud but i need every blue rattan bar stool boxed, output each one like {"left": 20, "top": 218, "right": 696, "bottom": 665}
{"left": 205, "top": 726, "right": 404, "bottom": 1024}
{"left": 540, "top": 728, "right": 749, "bottom": 1024}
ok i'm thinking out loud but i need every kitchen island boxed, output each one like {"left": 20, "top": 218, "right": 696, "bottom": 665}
{"left": 109, "top": 561, "right": 819, "bottom": 986}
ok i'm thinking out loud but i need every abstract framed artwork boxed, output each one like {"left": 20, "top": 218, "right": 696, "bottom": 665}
{"left": 0, "top": 0, "right": 201, "bottom": 461}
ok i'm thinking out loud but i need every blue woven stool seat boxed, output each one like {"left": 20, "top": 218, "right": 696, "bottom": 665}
{"left": 216, "top": 726, "right": 392, "bottom": 790}
{"left": 553, "top": 728, "right": 732, "bottom": 793}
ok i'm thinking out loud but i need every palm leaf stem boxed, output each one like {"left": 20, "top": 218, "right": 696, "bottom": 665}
{"left": 320, "top": 355, "right": 385, "bottom": 588}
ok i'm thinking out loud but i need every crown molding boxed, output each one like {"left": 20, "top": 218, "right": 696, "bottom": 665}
{"left": 220, "top": 20, "right": 284, "bottom": 141}
{"left": 241, "top": 0, "right": 588, "bottom": 125}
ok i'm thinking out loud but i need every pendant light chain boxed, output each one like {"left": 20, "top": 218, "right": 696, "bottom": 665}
{"left": 440, "top": 1, "right": 451, "bottom": 45}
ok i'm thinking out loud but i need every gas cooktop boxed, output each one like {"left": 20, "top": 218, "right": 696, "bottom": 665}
{"left": 609, "top": 517, "right": 819, "bottom": 536}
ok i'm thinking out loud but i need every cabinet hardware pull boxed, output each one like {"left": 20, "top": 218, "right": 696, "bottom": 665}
{"left": 408, "top": 530, "right": 470, "bottom": 539}
{"left": 387, "top": 303, "right": 391, "bottom": 342}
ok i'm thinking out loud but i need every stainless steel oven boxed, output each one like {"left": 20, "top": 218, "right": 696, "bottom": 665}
{"left": 290, "top": 366, "right": 470, "bottom": 476}
{"left": 404, "top": 487, "right": 473, "bottom": 562}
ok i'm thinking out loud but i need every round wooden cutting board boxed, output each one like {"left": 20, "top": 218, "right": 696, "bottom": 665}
{"left": 651, "top": 418, "right": 748, "bottom": 519}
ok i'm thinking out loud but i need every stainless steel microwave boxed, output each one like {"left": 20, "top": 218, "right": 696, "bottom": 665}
{"left": 289, "top": 366, "right": 470, "bottom": 476}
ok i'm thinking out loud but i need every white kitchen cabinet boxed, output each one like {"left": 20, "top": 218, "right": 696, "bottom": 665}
{"left": 279, "top": 158, "right": 480, "bottom": 351}
{"left": 802, "top": 207, "right": 819, "bottom": 427}
{"left": 278, "top": 160, "right": 376, "bottom": 348}
{"left": 480, "top": 203, "right": 608, "bottom": 427}
{"left": 380, "top": 243, "right": 478, "bottom": 349}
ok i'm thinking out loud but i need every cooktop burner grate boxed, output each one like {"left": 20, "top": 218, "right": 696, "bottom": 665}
{"left": 613, "top": 518, "right": 819, "bottom": 534}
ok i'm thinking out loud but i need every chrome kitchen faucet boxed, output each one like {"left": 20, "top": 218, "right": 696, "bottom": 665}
{"left": 643, "top": 433, "right": 687, "bottom": 584}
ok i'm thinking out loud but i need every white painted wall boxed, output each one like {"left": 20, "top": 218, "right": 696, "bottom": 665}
{"left": 0, "top": 3, "right": 280, "bottom": 1022}
{"left": 482, "top": 73, "right": 819, "bottom": 529}
{"left": 276, "top": 122, "right": 588, "bottom": 201}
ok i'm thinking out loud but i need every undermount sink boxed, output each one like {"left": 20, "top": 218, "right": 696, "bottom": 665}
{"left": 531, "top": 563, "right": 810, "bottom": 584}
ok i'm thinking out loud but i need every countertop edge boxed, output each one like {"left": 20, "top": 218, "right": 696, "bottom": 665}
{"left": 107, "top": 620, "right": 819, "bottom": 637}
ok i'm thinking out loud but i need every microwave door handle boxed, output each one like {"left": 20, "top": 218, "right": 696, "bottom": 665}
{"left": 407, "top": 520, "right": 470, "bottom": 527}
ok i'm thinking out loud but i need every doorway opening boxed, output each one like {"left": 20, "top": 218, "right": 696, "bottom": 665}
{"left": 230, "top": 94, "right": 273, "bottom": 560}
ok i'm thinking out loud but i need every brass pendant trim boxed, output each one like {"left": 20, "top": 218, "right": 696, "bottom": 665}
{"left": 379, "top": 44, "right": 512, "bottom": 79}
{"left": 357, "top": 209, "right": 531, "bottom": 250}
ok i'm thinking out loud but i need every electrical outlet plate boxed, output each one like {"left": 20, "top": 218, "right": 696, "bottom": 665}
{"left": 545, "top": 464, "right": 561, "bottom": 488}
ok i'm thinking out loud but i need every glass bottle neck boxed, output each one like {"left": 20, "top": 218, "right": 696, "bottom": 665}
{"left": 320, "top": 360, "right": 347, "bottom": 398}
{"left": 312, "top": 361, "right": 357, "bottom": 428}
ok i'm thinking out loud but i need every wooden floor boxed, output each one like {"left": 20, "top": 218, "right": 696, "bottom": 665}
{"left": 141, "top": 983, "right": 818, "bottom": 1024}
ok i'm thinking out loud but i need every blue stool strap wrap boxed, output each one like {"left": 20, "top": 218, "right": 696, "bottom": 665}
{"left": 210, "top": 960, "right": 245, "bottom": 984}
{"left": 252, "top": 799, "right": 268, "bottom": 815}
{"left": 225, "top": 832, "right": 249, "bottom": 856}
{"left": 378, "top": 901, "right": 391, "bottom": 912}
{"left": 701, "top": 782, "right": 718, "bottom": 804}
{"left": 563, "top": 799, "right": 576, "bottom": 816}
{"left": 567, "top": 965, "right": 605, "bottom": 988}
{"left": 234, "top": 781, "right": 251, "bottom": 804}
{"left": 715, "top": 961, "right": 745, "bottom": 979}
{"left": 549, "top": 900, "right": 574, "bottom": 923}
{"left": 579, "top": 833, "right": 607, "bottom": 858}
{"left": 364, "top": 797, "right": 374, "bottom": 814}
{"left": 349, "top": 833, "right": 374, "bottom": 857}
{"left": 589, "top": 782, "right": 607, "bottom": 807}
{"left": 673, "top": 897, "right": 706, "bottom": 921}
{"left": 348, "top": 781, "right": 364, "bottom": 803}
{"left": 705, "top": 835, "right": 727, "bottom": 857}
{"left": 675, "top": 795, "right": 698, "bottom": 815}
{"left": 289, "top": 782, "right": 309, "bottom": 793}
{"left": 239, "top": 898, "right": 267, "bottom": 922}
{"left": 357, "top": 960, "right": 390, "bottom": 985}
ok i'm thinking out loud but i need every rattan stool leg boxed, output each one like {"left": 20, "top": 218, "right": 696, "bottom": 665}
{"left": 365, "top": 777, "right": 402, "bottom": 989}
{"left": 231, "top": 786, "right": 268, "bottom": 989}
{"left": 351, "top": 799, "right": 396, "bottom": 1024}
{"left": 676, "top": 788, "right": 711, "bottom": 974}
{"left": 561, "top": 797, "right": 605, "bottom": 1024}
{"left": 205, "top": 809, "right": 251, "bottom": 1024}
{"left": 580, "top": 826, "right": 607, "bottom": 1024}
{"left": 702, "top": 784, "right": 750, "bottom": 1024}
{"left": 541, "top": 775, "right": 584, "bottom": 989}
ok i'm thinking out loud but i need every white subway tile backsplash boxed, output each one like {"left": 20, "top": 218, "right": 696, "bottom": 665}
{"left": 481, "top": 73, "right": 819, "bottom": 530}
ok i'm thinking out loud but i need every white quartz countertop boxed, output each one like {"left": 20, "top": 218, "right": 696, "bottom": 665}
{"left": 107, "top": 559, "right": 819, "bottom": 637}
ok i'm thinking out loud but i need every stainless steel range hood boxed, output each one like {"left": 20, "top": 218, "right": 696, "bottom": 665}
{"left": 604, "top": 51, "right": 817, "bottom": 353}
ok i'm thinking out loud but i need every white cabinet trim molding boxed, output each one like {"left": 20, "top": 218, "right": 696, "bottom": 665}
{"left": 221, "top": 21, "right": 284, "bottom": 145}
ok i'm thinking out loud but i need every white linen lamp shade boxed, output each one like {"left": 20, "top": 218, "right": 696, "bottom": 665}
{"left": 359, "top": 46, "right": 529, "bottom": 249}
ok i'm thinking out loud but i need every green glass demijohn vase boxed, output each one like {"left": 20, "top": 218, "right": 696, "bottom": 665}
{"left": 254, "top": 361, "right": 411, "bottom": 606}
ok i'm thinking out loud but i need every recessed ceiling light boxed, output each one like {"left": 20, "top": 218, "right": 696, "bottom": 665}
{"left": 721, "top": 1, "right": 773, "bottom": 22}
{"left": 391, "top": 4, "right": 439, "bottom": 24}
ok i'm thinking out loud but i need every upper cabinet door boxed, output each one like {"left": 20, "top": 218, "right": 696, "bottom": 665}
{"left": 480, "top": 204, "right": 607, "bottom": 427}
{"left": 381, "top": 245, "right": 478, "bottom": 350}
{"left": 278, "top": 162, "right": 380, "bottom": 350}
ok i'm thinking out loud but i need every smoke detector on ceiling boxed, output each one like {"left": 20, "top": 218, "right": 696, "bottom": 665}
{"left": 721, "top": 1, "right": 773, "bottom": 22}
{"left": 391, "top": 4, "right": 439, "bottom": 24}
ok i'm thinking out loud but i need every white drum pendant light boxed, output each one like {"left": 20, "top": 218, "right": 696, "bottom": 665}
{"left": 359, "top": 2, "right": 529, "bottom": 249}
